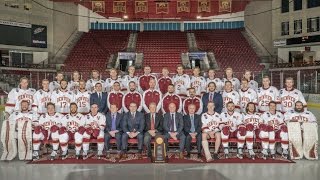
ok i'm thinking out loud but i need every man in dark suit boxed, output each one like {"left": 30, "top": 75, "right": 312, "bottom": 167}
{"left": 183, "top": 104, "right": 202, "bottom": 158}
{"left": 104, "top": 104, "right": 123, "bottom": 159}
{"left": 163, "top": 103, "right": 185, "bottom": 159}
{"left": 122, "top": 102, "right": 145, "bottom": 159}
{"left": 90, "top": 82, "right": 108, "bottom": 114}
{"left": 144, "top": 102, "right": 163, "bottom": 158}
{"left": 202, "top": 82, "right": 223, "bottom": 113}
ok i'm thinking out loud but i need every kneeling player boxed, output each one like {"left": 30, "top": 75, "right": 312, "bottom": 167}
{"left": 82, "top": 103, "right": 106, "bottom": 159}
{"left": 220, "top": 102, "right": 244, "bottom": 159}
{"left": 201, "top": 102, "right": 221, "bottom": 161}
{"left": 32, "top": 103, "right": 64, "bottom": 160}
{"left": 57, "top": 103, "right": 85, "bottom": 160}
{"left": 261, "top": 101, "right": 289, "bottom": 159}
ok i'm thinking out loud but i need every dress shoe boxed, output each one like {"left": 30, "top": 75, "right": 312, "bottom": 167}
{"left": 197, "top": 153, "right": 202, "bottom": 159}
{"left": 186, "top": 153, "right": 191, "bottom": 158}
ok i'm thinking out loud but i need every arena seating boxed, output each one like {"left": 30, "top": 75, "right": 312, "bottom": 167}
{"left": 193, "top": 29, "right": 264, "bottom": 76}
{"left": 63, "top": 30, "right": 130, "bottom": 79}
{"left": 136, "top": 31, "right": 188, "bottom": 72}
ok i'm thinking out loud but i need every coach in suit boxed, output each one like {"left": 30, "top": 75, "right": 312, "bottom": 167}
{"left": 122, "top": 102, "right": 145, "bottom": 159}
{"left": 104, "top": 104, "right": 123, "bottom": 158}
{"left": 183, "top": 104, "right": 202, "bottom": 158}
{"left": 202, "top": 82, "right": 223, "bottom": 113}
{"left": 163, "top": 103, "right": 185, "bottom": 159}
{"left": 90, "top": 82, "right": 108, "bottom": 114}
{"left": 144, "top": 102, "right": 163, "bottom": 158}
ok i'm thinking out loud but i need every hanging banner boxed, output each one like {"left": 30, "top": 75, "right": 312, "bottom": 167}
{"left": 156, "top": 2, "right": 169, "bottom": 14}
{"left": 113, "top": 0, "right": 126, "bottom": 13}
{"left": 219, "top": 0, "right": 232, "bottom": 12}
{"left": 198, "top": 0, "right": 210, "bottom": 13}
{"left": 92, "top": 1, "right": 105, "bottom": 13}
{"left": 135, "top": 0, "right": 148, "bottom": 13}
{"left": 177, "top": 0, "right": 190, "bottom": 13}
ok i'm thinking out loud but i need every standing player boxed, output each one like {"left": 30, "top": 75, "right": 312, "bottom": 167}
{"left": 172, "top": 64, "right": 190, "bottom": 100}
{"left": 107, "top": 82, "right": 124, "bottom": 113}
{"left": 34, "top": 79, "right": 51, "bottom": 115}
{"left": 161, "top": 84, "right": 182, "bottom": 114}
{"left": 239, "top": 78, "right": 258, "bottom": 113}
{"left": 279, "top": 77, "right": 307, "bottom": 113}
{"left": 32, "top": 103, "right": 63, "bottom": 160}
{"left": 222, "top": 68, "right": 240, "bottom": 91}
{"left": 190, "top": 67, "right": 206, "bottom": 97}
{"left": 257, "top": 76, "right": 280, "bottom": 113}
{"left": 182, "top": 87, "right": 203, "bottom": 115}
{"left": 158, "top": 67, "right": 173, "bottom": 95}
{"left": 74, "top": 80, "right": 91, "bottom": 114}
{"left": 121, "top": 65, "right": 139, "bottom": 92}
{"left": 243, "top": 70, "right": 258, "bottom": 91}
{"left": 201, "top": 102, "right": 222, "bottom": 161}
{"left": 242, "top": 102, "right": 263, "bottom": 160}
{"left": 82, "top": 104, "right": 106, "bottom": 159}
{"left": 58, "top": 103, "right": 85, "bottom": 160}
{"left": 67, "top": 71, "right": 81, "bottom": 92}
{"left": 104, "top": 68, "right": 123, "bottom": 92}
{"left": 206, "top": 69, "right": 223, "bottom": 92}
{"left": 5, "top": 77, "right": 36, "bottom": 116}
{"left": 49, "top": 72, "right": 64, "bottom": 92}
{"left": 142, "top": 78, "right": 162, "bottom": 113}
{"left": 122, "top": 81, "right": 143, "bottom": 113}
{"left": 51, "top": 79, "right": 75, "bottom": 115}
{"left": 222, "top": 81, "right": 240, "bottom": 112}
{"left": 138, "top": 65, "right": 157, "bottom": 92}
{"left": 261, "top": 101, "right": 289, "bottom": 159}
{"left": 86, "top": 70, "right": 105, "bottom": 92}
{"left": 220, "top": 102, "right": 244, "bottom": 158}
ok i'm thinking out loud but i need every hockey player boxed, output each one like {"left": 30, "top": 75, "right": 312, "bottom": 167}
{"left": 51, "top": 79, "right": 75, "bottom": 114}
{"left": 222, "top": 81, "right": 240, "bottom": 112}
{"left": 34, "top": 79, "right": 52, "bottom": 115}
{"left": 206, "top": 69, "right": 223, "bottom": 93}
{"left": 86, "top": 70, "right": 105, "bottom": 92}
{"left": 121, "top": 65, "right": 139, "bottom": 92}
{"left": 222, "top": 68, "right": 240, "bottom": 91}
{"left": 67, "top": 71, "right": 81, "bottom": 92}
{"left": 104, "top": 68, "right": 123, "bottom": 92}
{"left": 172, "top": 64, "right": 190, "bottom": 100}
{"left": 257, "top": 76, "right": 280, "bottom": 113}
{"left": 74, "top": 80, "right": 91, "bottom": 114}
{"left": 49, "top": 71, "right": 64, "bottom": 92}
{"left": 190, "top": 67, "right": 206, "bottom": 97}
{"left": 243, "top": 70, "right": 258, "bottom": 91}
{"left": 239, "top": 78, "right": 258, "bottom": 113}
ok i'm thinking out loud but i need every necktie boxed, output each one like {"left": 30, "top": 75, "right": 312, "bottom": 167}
{"left": 98, "top": 93, "right": 101, "bottom": 102}
{"left": 170, "top": 114, "right": 175, "bottom": 132}
{"left": 131, "top": 113, "right": 135, "bottom": 124}
{"left": 111, "top": 114, "right": 116, "bottom": 131}
{"left": 151, "top": 114, "right": 155, "bottom": 130}
{"left": 209, "top": 93, "right": 213, "bottom": 102}
{"left": 190, "top": 115, "right": 195, "bottom": 133}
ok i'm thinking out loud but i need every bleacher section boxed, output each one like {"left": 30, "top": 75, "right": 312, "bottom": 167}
{"left": 63, "top": 30, "right": 130, "bottom": 79}
{"left": 136, "top": 31, "right": 188, "bottom": 72}
{"left": 194, "top": 29, "right": 264, "bottom": 76}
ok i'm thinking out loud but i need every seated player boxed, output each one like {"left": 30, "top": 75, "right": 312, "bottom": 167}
{"left": 220, "top": 102, "right": 244, "bottom": 159}
{"left": 122, "top": 102, "right": 145, "bottom": 159}
{"left": 201, "top": 102, "right": 221, "bottom": 161}
{"left": 161, "top": 84, "right": 182, "bottom": 114}
{"left": 182, "top": 87, "right": 202, "bottom": 115}
{"left": 122, "top": 81, "right": 143, "bottom": 113}
{"left": 261, "top": 101, "right": 289, "bottom": 159}
{"left": 242, "top": 102, "right": 263, "bottom": 160}
{"left": 57, "top": 103, "right": 85, "bottom": 160}
{"left": 82, "top": 104, "right": 106, "bottom": 159}
{"left": 142, "top": 78, "right": 162, "bottom": 113}
{"left": 32, "top": 103, "right": 64, "bottom": 160}
{"left": 222, "top": 81, "right": 240, "bottom": 112}
{"left": 163, "top": 103, "right": 185, "bottom": 159}
{"left": 158, "top": 67, "right": 173, "bottom": 95}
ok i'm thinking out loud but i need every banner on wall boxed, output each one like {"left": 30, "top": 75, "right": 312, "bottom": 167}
{"left": 119, "top": 52, "right": 136, "bottom": 61}
{"left": 189, "top": 52, "right": 206, "bottom": 60}
{"left": 219, "top": 0, "right": 232, "bottom": 12}
{"left": 113, "top": 0, "right": 126, "bottom": 13}
{"left": 198, "top": 0, "right": 210, "bottom": 13}
{"left": 135, "top": 0, "right": 148, "bottom": 13}
{"left": 92, "top": 1, "right": 105, "bottom": 13}
{"left": 31, "top": 25, "right": 47, "bottom": 48}
{"left": 156, "top": 2, "right": 169, "bottom": 14}
{"left": 177, "top": 0, "right": 190, "bottom": 13}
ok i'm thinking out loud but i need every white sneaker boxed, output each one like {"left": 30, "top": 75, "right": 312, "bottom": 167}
{"left": 50, "top": 151, "right": 57, "bottom": 161}
{"left": 248, "top": 149, "right": 255, "bottom": 160}
{"left": 32, "top": 151, "right": 39, "bottom": 160}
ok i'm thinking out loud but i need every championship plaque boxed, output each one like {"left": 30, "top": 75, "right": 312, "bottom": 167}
{"left": 153, "top": 135, "right": 167, "bottom": 163}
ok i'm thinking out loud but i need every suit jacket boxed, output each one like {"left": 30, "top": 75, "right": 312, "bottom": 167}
{"left": 144, "top": 113, "right": 163, "bottom": 133}
{"left": 105, "top": 112, "right": 122, "bottom": 133}
{"left": 90, "top": 92, "right": 108, "bottom": 114}
{"left": 202, "top": 92, "right": 223, "bottom": 113}
{"left": 122, "top": 111, "right": 145, "bottom": 133}
{"left": 183, "top": 114, "right": 202, "bottom": 135}
{"left": 163, "top": 112, "right": 184, "bottom": 134}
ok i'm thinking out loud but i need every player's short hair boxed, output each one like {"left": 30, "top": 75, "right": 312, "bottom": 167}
{"left": 20, "top": 77, "right": 29, "bottom": 82}
{"left": 295, "top": 101, "right": 303, "bottom": 106}
{"left": 263, "top": 75, "right": 270, "bottom": 80}
{"left": 149, "top": 77, "right": 156, "bottom": 82}
{"left": 149, "top": 102, "right": 157, "bottom": 108}
{"left": 244, "top": 70, "right": 251, "bottom": 74}
{"left": 72, "top": 70, "right": 80, "bottom": 75}
{"left": 56, "top": 71, "right": 64, "bottom": 76}
{"left": 46, "top": 102, "right": 55, "bottom": 108}
{"left": 129, "top": 102, "right": 137, "bottom": 106}
{"left": 241, "top": 78, "right": 249, "bottom": 83}
{"left": 188, "top": 104, "right": 196, "bottom": 109}
{"left": 110, "top": 104, "right": 118, "bottom": 109}
{"left": 162, "top": 67, "right": 169, "bottom": 71}
{"left": 207, "top": 101, "right": 215, "bottom": 106}
{"left": 70, "top": 102, "right": 77, "bottom": 107}
{"left": 208, "top": 69, "right": 215, "bottom": 73}
{"left": 128, "top": 65, "right": 135, "bottom": 69}
{"left": 188, "top": 87, "right": 195, "bottom": 91}
{"left": 207, "top": 82, "right": 216, "bottom": 87}
{"left": 168, "top": 84, "right": 174, "bottom": 87}
{"left": 268, "top": 101, "right": 277, "bottom": 106}
{"left": 176, "top": 64, "right": 184, "bottom": 69}
{"left": 42, "top": 79, "right": 49, "bottom": 83}
{"left": 79, "top": 79, "right": 86, "bottom": 83}
{"left": 113, "top": 82, "right": 120, "bottom": 86}
{"left": 144, "top": 65, "right": 151, "bottom": 69}
{"left": 193, "top": 66, "right": 201, "bottom": 71}
{"left": 285, "top": 77, "right": 294, "bottom": 82}
{"left": 224, "top": 81, "right": 232, "bottom": 85}
{"left": 91, "top": 103, "right": 99, "bottom": 107}
{"left": 60, "top": 79, "right": 68, "bottom": 84}
{"left": 109, "top": 68, "right": 118, "bottom": 73}
{"left": 225, "top": 67, "right": 233, "bottom": 72}
{"left": 21, "top": 100, "right": 30, "bottom": 104}
{"left": 245, "top": 102, "right": 256, "bottom": 113}
{"left": 91, "top": 69, "right": 99, "bottom": 74}
{"left": 95, "top": 82, "right": 102, "bottom": 86}
{"left": 226, "top": 101, "right": 235, "bottom": 106}
{"left": 129, "top": 81, "right": 136, "bottom": 85}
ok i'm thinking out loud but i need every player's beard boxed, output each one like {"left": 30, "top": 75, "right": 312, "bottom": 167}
{"left": 130, "top": 88, "right": 135, "bottom": 92}
{"left": 295, "top": 108, "right": 304, "bottom": 113}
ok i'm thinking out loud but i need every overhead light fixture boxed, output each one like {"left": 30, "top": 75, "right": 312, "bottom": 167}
{"left": 196, "top": 15, "right": 201, "bottom": 19}
{"left": 123, "top": 15, "right": 128, "bottom": 19}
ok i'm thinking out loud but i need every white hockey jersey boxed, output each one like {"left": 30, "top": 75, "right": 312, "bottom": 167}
{"left": 82, "top": 112, "right": 106, "bottom": 130}
{"left": 222, "top": 77, "right": 241, "bottom": 91}
{"left": 190, "top": 76, "right": 207, "bottom": 96}
{"left": 206, "top": 77, "right": 223, "bottom": 92}
{"left": 261, "top": 111, "right": 284, "bottom": 130}
{"left": 284, "top": 110, "right": 317, "bottom": 123}
{"left": 121, "top": 75, "right": 139, "bottom": 92}
{"left": 222, "top": 90, "right": 240, "bottom": 112}
{"left": 38, "top": 112, "right": 64, "bottom": 130}
{"left": 172, "top": 74, "right": 190, "bottom": 96}
{"left": 51, "top": 89, "right": 75, "bottom": 114}
{"left": 242, "top": 113, "right": 263, "bottom": 128}
{"left": 67, "top": 80, "right": 80, "bottom": 92}
{"left": 49, "top": 81, "right": 60, "bottom": 92}
{"left": 61, "top": 113, "right": 85, "bottom": 133}
{"left": 257, "top": 86, "right": 280, "bottom": 112}
{"left": 279, "top": 88, "right": 307, "bottom": 113}
{"left": 74, "top": 90, "right": 91, "bottom": 114}
{"left": 86, "top": 79, "right": 105, "bottom": 92}
{"left": 239, "top": 88, "right": 258, "bottom": 113}
{"left": 201, "top": 112, "right": 222, "bottom": 132}
{"left": 220, "top": 111, "right": 243, "bottom": 131}
{"left": 9, "top": 111, "right": 38, "bottom": 124}
{"left": 5, "top": 88, "right": 36, "bottom": 114}
{"left": 33, "top": 89, "right": 52, "bottom": 114}
{"left": 249, "top": 80, "right": 259, "bottom": 91}
{"left": 104, "top": 77, "right": 123, "bottom": 92}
